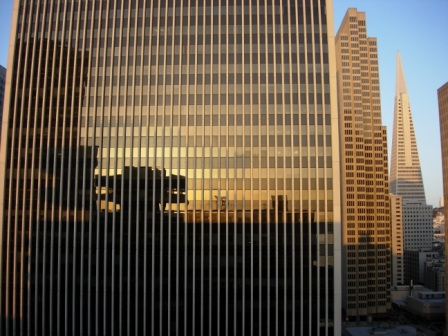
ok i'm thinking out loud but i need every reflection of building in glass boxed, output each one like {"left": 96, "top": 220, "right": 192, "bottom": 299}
{"left": 390, "top": 52, "right": 433, "bottom": 252}
{"left": 95, "top": 167, "right": 187, "bottom": 214}
{"left": 0, "top": 34, "right": 94, "bottom": 334}
{"left": 335, "top": 9, "right": 391, "bottom": 319}
{"left": 0, "top": 1, "right": 341, "bottom": 335}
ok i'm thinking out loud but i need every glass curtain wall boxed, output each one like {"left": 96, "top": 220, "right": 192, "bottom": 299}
{"left": 0, "top": 0, "right": 339, "bottom": 335}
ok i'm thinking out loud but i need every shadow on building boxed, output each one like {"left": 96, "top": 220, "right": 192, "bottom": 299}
{"left": 1, "top": 35, "right": 335, "bottom": 335}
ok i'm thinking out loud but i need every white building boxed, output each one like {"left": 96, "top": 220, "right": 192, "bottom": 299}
{"left": 389, "top": 52, "right": 433, "bottom": 252}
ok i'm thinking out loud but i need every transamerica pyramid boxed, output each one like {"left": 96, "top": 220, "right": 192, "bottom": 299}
{"left": 390, "top": 51, "right": 433, "bottom": 253}
{"left": 390, "top": 52, "right": 427, "bottom": 204}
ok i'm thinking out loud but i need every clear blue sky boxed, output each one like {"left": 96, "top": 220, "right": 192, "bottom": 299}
{"left": 0, "top": 1, "right": 447, "bottom": 206}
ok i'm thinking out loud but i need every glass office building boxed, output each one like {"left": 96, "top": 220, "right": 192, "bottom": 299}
{"left": 0, "top": 0, "right": 341, "bottom": 335}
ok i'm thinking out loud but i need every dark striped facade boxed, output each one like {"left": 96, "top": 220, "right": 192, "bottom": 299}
{"left": 0, "top": 65, "right": 5, "bottom": 141}
{"left": 0, "top": 0, "right": 341, "bottom": 335}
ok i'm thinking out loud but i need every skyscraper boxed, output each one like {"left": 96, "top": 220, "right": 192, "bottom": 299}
{"left": 0, "top": 1, "right": 341, "bottom": 335}
{"left": 439, "top": 82, "right": 448, "bottom": 219}
{"left": 390, "top": 52, "right": 433, "bottom": 252}
{"left": 335, "top": 8, "right": 391, "bottom": 318}
{"left": 437, "top": 80, "right": 448, "bottom": 331}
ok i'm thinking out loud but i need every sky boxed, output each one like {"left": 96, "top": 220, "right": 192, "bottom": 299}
{"left": 0, "top": 1, "right": 447, "bottom": 207}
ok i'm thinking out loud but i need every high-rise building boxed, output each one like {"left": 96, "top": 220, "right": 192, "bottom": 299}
{"left": 437, "top": 80, "right": 448, "bottom": 332}
{"left": 439, "top": 82, "right": 448, "bottom": 213}
{"left": 390, "top": 52, "right": 433, "bottom": 252}
{"left": 335, "top": 8, "right": 391, "bottom": 318}
{"left": 0, "top": 65, "right": 6, "bottom": 142}
{"left": 0, "top": 1, "right": 341, "bottom": 335}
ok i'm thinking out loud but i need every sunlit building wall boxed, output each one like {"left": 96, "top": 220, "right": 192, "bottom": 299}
{"left": 437, "top": 80, "right": 448, "bottom": 331}
{"left": 335, "top": 8, "right": 391, "bottom": 318}
{"left": 390, "top": 194, "right": 404, "bottom": 285}
{"left": 0, "top": 1, "right": 341, "bottom": 335}
{"left": 439, "top": 82, "right": 448, "bottom": 228}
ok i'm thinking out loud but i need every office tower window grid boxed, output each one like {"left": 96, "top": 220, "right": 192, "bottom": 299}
{"left": 439, "top": 83, "right": 448, "bottom": 214}
{"left": 335, "top": 9, "right": 391, "bottom": 318}
{"left": 0, "top": 0, "right": 341, "bottom": 335}
{"left": 390, "top": 194, "right": 404, "bottom": 285}
{"left": 437, "top": 81, "right": 448, "bottom": 329}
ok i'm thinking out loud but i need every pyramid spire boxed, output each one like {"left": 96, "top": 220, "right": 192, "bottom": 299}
{"left": 389, "top": 52, "right": 433, "bottom": 252}
{"left": 390, "top": 52, "right": 426, "bottom": 204}
{"left": 395, "top": 51, "right": 408, "bottom": 95}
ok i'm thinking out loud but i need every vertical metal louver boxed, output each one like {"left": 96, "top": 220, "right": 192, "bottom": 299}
{"left": 0, "top": 1, "right": 341, "bottom": 335}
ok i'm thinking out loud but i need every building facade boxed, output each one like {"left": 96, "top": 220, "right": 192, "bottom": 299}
{"left": 437, "top": 81, "right": 448, "bottom": 331}
{"left": 0, "top": 1, "right": 341, "bottom": 335}
{"left": 335, "top": 8, "right": 391, "bottom": 318}
{"left": 403, "top": 249, "right": 440, "bottom": 286}
{"left": 390, "top": 194, "right": 404, "bottom": 285}
{"left": 425, "top": 258, "right": 445, "bottom": 292}
{"left": 0, "top": 65, "right": 6, "bottom": 142}
{"left": 390, "top": 52, "right": 433, "bottom": 252}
